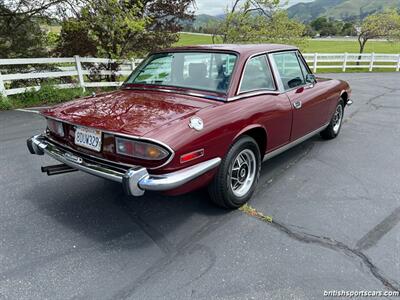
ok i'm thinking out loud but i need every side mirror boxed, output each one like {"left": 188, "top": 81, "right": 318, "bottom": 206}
{"left": 306, "top": 74, "right": 316, "bottom": 84}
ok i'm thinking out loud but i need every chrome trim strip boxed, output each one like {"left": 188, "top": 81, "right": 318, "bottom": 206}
{"left": 267, "top": 53, "right": 285, "bottom": 93}
{"left": 28, "top": 134, "right": 222, "bottom": 195}
{"left": 232, "top": 52, "right": 279, "bottom": 101}
{"left": 44, "top": 116, "right": 175, "bottom": 170}
{"left": 263, "top": 123, "right": 329, "bottom": 162}
{"left": 115, "top": 136, "right": 170, "bottom": 161}
{"left": 236, "top": 53, "right": 277, "bottom": 95}
{"left": 228, "top": 90, "right": 280, "bottom": 101}
{"left": 122, "top": 86, "right": 227, "bottom": 101}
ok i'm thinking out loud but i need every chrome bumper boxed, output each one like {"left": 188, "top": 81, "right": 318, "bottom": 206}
{"left": 347, "top": 98, "right": 353, "bottom": 106}
{"left": 27, "top": 135, "right": 221, "bottom": 196}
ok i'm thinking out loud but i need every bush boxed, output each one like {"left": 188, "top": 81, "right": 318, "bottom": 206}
{"left": 0, "top": 84, "right": 117, "bottom": 111}
{"left": 14, "top": 84, "right": 86, "bottom": 106}
{"left": 0, "top": 97, "right": 12, "bottom": 110}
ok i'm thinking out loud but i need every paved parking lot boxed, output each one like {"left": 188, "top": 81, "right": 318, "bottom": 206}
{"left": 1, "top": 72, "right": 399, "bottom": 299}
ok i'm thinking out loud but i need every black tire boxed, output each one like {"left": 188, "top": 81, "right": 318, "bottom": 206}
{"left": 208, "top": 136, "right": 261, "bottom": 209}
{"left": 320, "top": 99, "right": 344, "bottom": 140}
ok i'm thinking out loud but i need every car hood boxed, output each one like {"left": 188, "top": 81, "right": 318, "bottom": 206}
{"left": 42, "top": 89, "right": 215, "bottom": 136}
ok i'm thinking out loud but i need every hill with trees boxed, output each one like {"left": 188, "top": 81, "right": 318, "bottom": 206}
{"left": 288, "top": 0, "right": 400, "bottom": 22}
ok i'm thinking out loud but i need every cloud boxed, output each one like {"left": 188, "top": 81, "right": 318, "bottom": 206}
{"left": 194, "top": 0, "right": 230, "bottom": 15}
{"left": 193, "top": 0, "right": 315, "bottom": 15}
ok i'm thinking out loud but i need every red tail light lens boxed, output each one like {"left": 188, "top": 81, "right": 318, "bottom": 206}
{"left": 180, "top": 149, "right": 204, "bottom": 164}
{"left": 115, "top": 137, "right": 169, "bottom": 160}
{"left": 47, "top": 119, "right": 65, "bottom": 137}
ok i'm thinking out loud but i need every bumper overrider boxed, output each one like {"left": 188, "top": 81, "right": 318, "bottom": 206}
{"left": 27, "top": 134, "right": 221, "bottom": 196}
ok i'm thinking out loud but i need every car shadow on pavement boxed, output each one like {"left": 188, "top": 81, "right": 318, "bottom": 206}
{"left": 24, "top": 135, "right": 320, "bottom": 253}
{"left": 25, "top": 171, "right": 230, "bottom": 251}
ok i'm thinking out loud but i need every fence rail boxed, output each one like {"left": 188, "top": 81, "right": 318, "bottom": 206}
{"left": 1, "top": 53, "right": 400, "bottom": 97}
{"left": 0, "top": 56, "right": 141, "bottom": 97}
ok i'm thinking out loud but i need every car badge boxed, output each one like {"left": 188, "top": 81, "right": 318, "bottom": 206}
{"left": 189, "top": 117, "right": 204, "bottom": 131}
{"left": 64, "top": 153, "right": 83, "bottom": 164}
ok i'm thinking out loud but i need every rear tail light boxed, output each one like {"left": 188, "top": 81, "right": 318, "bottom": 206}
{"left": 47, "top": 119, "right": 65, "bottom": 137}
{"left": 180, "top": 149, "right": 204, "bottom": 164}
{"left": 115, "top": 137, "right": 169, "bottom": 160}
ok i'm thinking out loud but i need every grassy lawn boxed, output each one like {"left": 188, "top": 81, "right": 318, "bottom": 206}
{"left": 174, "top": 33, "right": 220, "bottom": 46}
{"left": 175, "top": 33, "right": 400, "bottom": 54}
{"left": 305, "top": 40, "right": 400, "bottom": 54}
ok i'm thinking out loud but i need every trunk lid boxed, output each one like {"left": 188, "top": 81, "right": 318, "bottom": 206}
{"left": 42, "top": 90, "right": 215, "bottom": 136}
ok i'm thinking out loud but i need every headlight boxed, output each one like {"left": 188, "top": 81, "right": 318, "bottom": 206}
{"left": 115, "top": 137, "right": 169, "bottom": 160}
{"left": 47, "top": 119, "right": 65, "bottom": 137}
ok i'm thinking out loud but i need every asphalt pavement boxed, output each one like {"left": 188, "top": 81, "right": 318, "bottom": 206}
{"left": 0, "top": 72, "right": 399, "bottom": 299}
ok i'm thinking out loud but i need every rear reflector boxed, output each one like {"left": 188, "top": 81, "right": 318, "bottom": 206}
{"left": 180, "top": 149, "right": 204, "bottom": 164}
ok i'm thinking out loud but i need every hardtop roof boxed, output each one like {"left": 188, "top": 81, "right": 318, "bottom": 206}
{"left": 157, "top": 44, "right": 298, "bottom": 57}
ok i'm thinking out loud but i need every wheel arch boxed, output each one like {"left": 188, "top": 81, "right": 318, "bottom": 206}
{"left": 340, "top": 90, "right": 349, "bottom": 106}
{"left": 233, "top": 125, "right": 268, "bottom": 157}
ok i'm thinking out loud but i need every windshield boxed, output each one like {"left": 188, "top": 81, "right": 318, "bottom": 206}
{"left": 126, "top": 52, "right": 238, "bottom": 94}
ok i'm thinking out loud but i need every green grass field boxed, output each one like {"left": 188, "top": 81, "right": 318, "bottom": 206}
{"left": 175, "top": 33, "right": 400, "bottom": 54}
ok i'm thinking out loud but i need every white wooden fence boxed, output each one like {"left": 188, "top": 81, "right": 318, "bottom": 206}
{"left": 303, "top": 53, "right": 400, "bottom": 73}
{"left": 1, "top": 53, "right": 400, "bottom": 97}
{"left": 0, "top": 56, "right": 141, "bottom": 97}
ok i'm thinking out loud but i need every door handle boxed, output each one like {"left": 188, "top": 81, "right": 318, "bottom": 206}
{"left": 293, "top": 101, "right": 302, "bottom": 109}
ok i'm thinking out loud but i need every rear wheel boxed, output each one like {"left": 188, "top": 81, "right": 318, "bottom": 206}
{"left": 321, "top": 100, "right": 344, "bottom": 140}
{"left": 208, "top": 136, "right": 261, "bottom": 209}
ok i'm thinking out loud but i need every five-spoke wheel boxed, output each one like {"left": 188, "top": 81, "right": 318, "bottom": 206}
{"left": 321, "top": 99, "right": 345, "bottom": 139}
{"left": 208, "top": 136, "right": 261, "bottom": 208}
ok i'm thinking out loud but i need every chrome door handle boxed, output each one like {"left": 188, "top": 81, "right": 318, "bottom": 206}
{"left": 293, "top": 101, "right": 302, "bottom": 109}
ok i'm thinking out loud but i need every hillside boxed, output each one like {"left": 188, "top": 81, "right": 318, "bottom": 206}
{"left": 288, "top": 0, "right": 400, "bottom": 22}
{"left": 180, "top": 14, "right": 221, "bottom": 30}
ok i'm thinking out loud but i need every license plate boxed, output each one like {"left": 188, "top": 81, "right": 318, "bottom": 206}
{"left": 74, "top": 127, "right": 102, "bottom": 152}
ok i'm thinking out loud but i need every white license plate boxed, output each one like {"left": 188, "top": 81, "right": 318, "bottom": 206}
{"left": 74, "top": 127, "right": 102, "bottom": 152}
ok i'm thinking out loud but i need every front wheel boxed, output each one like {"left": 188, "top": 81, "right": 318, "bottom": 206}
{"left": 208, "top": 136, "right": 261, "bottom": 209}
{"left": 320, "top": 100, "right": 344, "bottom": 140}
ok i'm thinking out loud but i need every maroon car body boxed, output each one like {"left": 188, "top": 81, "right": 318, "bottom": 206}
{"left": 27, "top": 44, "right": 352, "bottom": 208}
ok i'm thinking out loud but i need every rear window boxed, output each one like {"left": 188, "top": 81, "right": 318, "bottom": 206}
{"left": 126, "top": 52, "right": 238, "bottom": 94}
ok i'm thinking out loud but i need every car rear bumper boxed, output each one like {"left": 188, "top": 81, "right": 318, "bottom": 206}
{"left": 27, "top": 134, "right": 221, "bottom": 196}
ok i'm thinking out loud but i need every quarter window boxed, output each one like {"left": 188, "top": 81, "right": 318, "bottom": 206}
{"left": 239, "top": 55, "right": 275, "bottom": 93}
{"left": 272, "top": 52, "right": 306, "bottom": 90}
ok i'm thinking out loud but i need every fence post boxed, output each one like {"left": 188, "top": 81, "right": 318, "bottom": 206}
{"left": 369, "top": 52, "right": 375, "bottom": 72}
{"left": 74, "top": 55, "right": 85, "bottom": 92}
{"left": 396, "top": 54, "right": 400, "bottom": 72}
{"left": 342, "top": 53, "right": 348, "bottom": 72}
{"left": 0, "top": 72, "right": 6, "bottom": 98}
{"left": 313, "top": 53, "right": 318, "bottom": 73}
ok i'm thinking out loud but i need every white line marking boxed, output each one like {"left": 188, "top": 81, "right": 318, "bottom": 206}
{"left": 15, "top": 108, "right": 40, "bottom": 114}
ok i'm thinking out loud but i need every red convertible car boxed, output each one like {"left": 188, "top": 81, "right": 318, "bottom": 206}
{"left": 27, "top": 44, "right": 352, "bottom": 208}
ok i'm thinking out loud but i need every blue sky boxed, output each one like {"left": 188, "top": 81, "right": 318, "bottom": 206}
{"left": 194, "top": 0, "right": 314, "bottom": 15}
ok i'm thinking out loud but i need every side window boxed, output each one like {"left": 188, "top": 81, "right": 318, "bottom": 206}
{"left": 272, "top": 52, "right": 306, "bottom": 90}
{"left": 240, "top": 55, "right": 275, "bottom": 93}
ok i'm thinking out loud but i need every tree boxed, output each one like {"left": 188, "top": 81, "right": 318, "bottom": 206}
{"left": 54, "top": 18, "right": 97, "bottom": 57}
{"left": 0, "top": 0, "right": 67, "bottom": 57}
{"left": 310, "top": 17, "right": 328, "bottom": 32}
{"left": 0, "top": 11, "right": 47, "bottom": 58}
{"left": 340, "top": 22, "right": 356, "bottom": 36}
{"left": 212, "top": 0, "right": 306, "bottom": 47}
{"left": 55, "top": 0, "right": 194, "bottom": 59}
{"left": 358, "top": 10, "right": 400, "bottom": 55}
{"left": 310, "top": 17, "right": 348, "bottom": 37}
